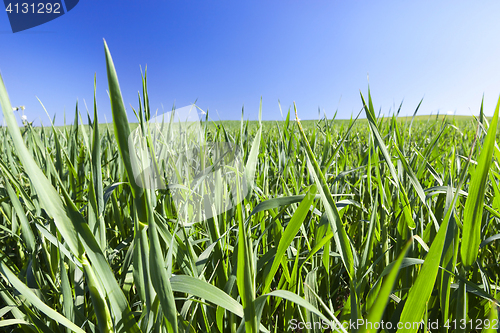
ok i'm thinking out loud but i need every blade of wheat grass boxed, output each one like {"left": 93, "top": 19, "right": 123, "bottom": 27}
{"left": 294, "top": 104, "right": 356, "bottom": 281}
{"left": 461, "top": 95, "right": 500, "bottom": 269}
{"left": 359, "top": 240, "right": 411, "bottom": 333}
{"left": 0, "top": 262, "right": 85, "bottom": 333}
{"left": 103, "top": 39, "right": 147, "bottom": 222}
{"left": 0, "top": 73, "right": 83, "bottom": 258}
{"left": 262, "top": 185, "right": 317, "bottom": 294}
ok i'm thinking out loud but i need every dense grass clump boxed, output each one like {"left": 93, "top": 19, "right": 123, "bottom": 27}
{"left": 0, "top": 42, "right": 500, "bottom": 333}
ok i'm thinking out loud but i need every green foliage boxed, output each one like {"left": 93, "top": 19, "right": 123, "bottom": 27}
{"left": 1, "top": 42, "right": 500, "bottom": 332}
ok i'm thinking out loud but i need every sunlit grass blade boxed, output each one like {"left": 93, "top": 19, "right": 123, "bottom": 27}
{"left": 360, "top": 89, "right": 415, "bottom": 230}
{"left": 461, "top": 95, "right": 500, "bottom": 269}
{"left": 0, "top": 73, "right": 83, "bottom": 258}
{"left": 82, "top": 255, "right": 113, "bottom": 333}
{"left": 254, "top": 290, "right": 345, "bottom": 333}
{"left": 89, "top": 74, "right": 105, "bottom": 249}
{"left": 396, "top": 204, "right": 451, "bottom": 330}
{"left": 104, "top": 39, "right": 147, "bottom": 222}
{"left": 59, "top": 252, "right": 75, "bottom": 332}
{"left": 262, "top": 184, "right": 317, "bottom": 293}
{"left": 294, "top": 103, "right": 355, "bottom": 279}
{"left": 245, "top": 99, "right": 262, "bottom": 191}
{"left": 170, "top": 275, "right": 270, "bottom": 333}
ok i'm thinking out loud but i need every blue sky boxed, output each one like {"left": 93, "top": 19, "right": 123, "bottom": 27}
{"left": 1, "top": 1, "right": 500, "bottom": 125}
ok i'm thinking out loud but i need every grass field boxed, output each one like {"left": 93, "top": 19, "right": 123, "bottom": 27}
{"left": 1, "top": 42, "right": 500, "bottom": 333}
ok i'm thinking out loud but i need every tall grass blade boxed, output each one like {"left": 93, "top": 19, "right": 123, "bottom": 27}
{"left": 461, "top": 95, "right": 500, "bottom": 269}
{"left": 103, "top": 39, "right": 147, "bottom": 222}
{"left": 294, "top": 103, "right": 355, "bottom": 279}
{"left": 0, "top": 73, "right": 83, "bottom": 258}
{"left": 359, "top": 240, "right": 411, "bottom": 333}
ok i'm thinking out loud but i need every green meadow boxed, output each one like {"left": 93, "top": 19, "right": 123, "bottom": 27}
{"left": 1, "top": 42, "right": 500, "bottom": 333}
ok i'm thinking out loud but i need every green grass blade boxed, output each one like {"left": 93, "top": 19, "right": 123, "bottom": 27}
{"left": 461, "top": 95, "right": 500, "bottom": 269}
{"left": 171, "top": 275, "right": 271, "bottom": 332}
{"left": 262, "top": 185, "right": 317, "bottom": 293}
{"left": 0, "top": 319, "right": 32, "bottom": 329}
{"left": 360, "top": 89, "right": 415, "bottom": 230}
{"left": 245, "top": 113, "right": 262, "bottom": 191}
{"left": 0, "top": 73, "right": 83, "bottom": 258}
{"left": 295, "top": 104, "right": 355, "bottom": 280}
{"left": 103, "top": 39, "right": 147, "bottom": 222}
{"left": 59, "top": 254, "right": 75, "bottom": 332}
{"left": 82, "top": 255, "right": 113, "bottom": 333}
{"left": 359, "top": 192, "right": 378, "bottom": 274}
{"left": 397, "top": 191, "right": 461, "bottom": 331}
{"left": 56, "top": 180, "right": 142, "bottom": 333}
{"left": 237, "top": 188, "right": 257, "bottom": 332}
{"left": 148, "top": 203, "right": 178, "bottom": 332}
{"left": 0, "top": 261, "right": 85, "bottom": 333}
{"left": 89, "top": 74, "right": 105, "bottom": 248}
{"left": 5, "top": 181, "right": 35, "bottom": 253}
{"left": 254, "top": 290, "right": 344, "bottom": 332}
{"left": 171, "top": 275, "right": 244, "bottom": 317}
{"left": 359, "top": 240, "right": 411, "bottom": 333}
{"left": 483, "top": 305, "right": 499, "bottom": 333}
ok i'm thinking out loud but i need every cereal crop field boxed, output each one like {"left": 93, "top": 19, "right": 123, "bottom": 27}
{"left": 0, "top": 42, "right": 499, "bottom": 333}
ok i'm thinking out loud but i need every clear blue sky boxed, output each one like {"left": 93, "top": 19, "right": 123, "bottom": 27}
{"left": 1, "top": 0, "right": 500, "bottom": 125}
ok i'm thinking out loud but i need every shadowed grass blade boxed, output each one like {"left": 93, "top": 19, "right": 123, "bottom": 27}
{"left": 0, "top": 261, "right": 85, "bottom": 333}
{"left": 237, "top": 187, "right": 257, "bottom": 332}
{"left": 148, "top": 202, "right": 178, "bottom": 332}
{"left": 359, "top": 240, "right": 411, "bottom": 333}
